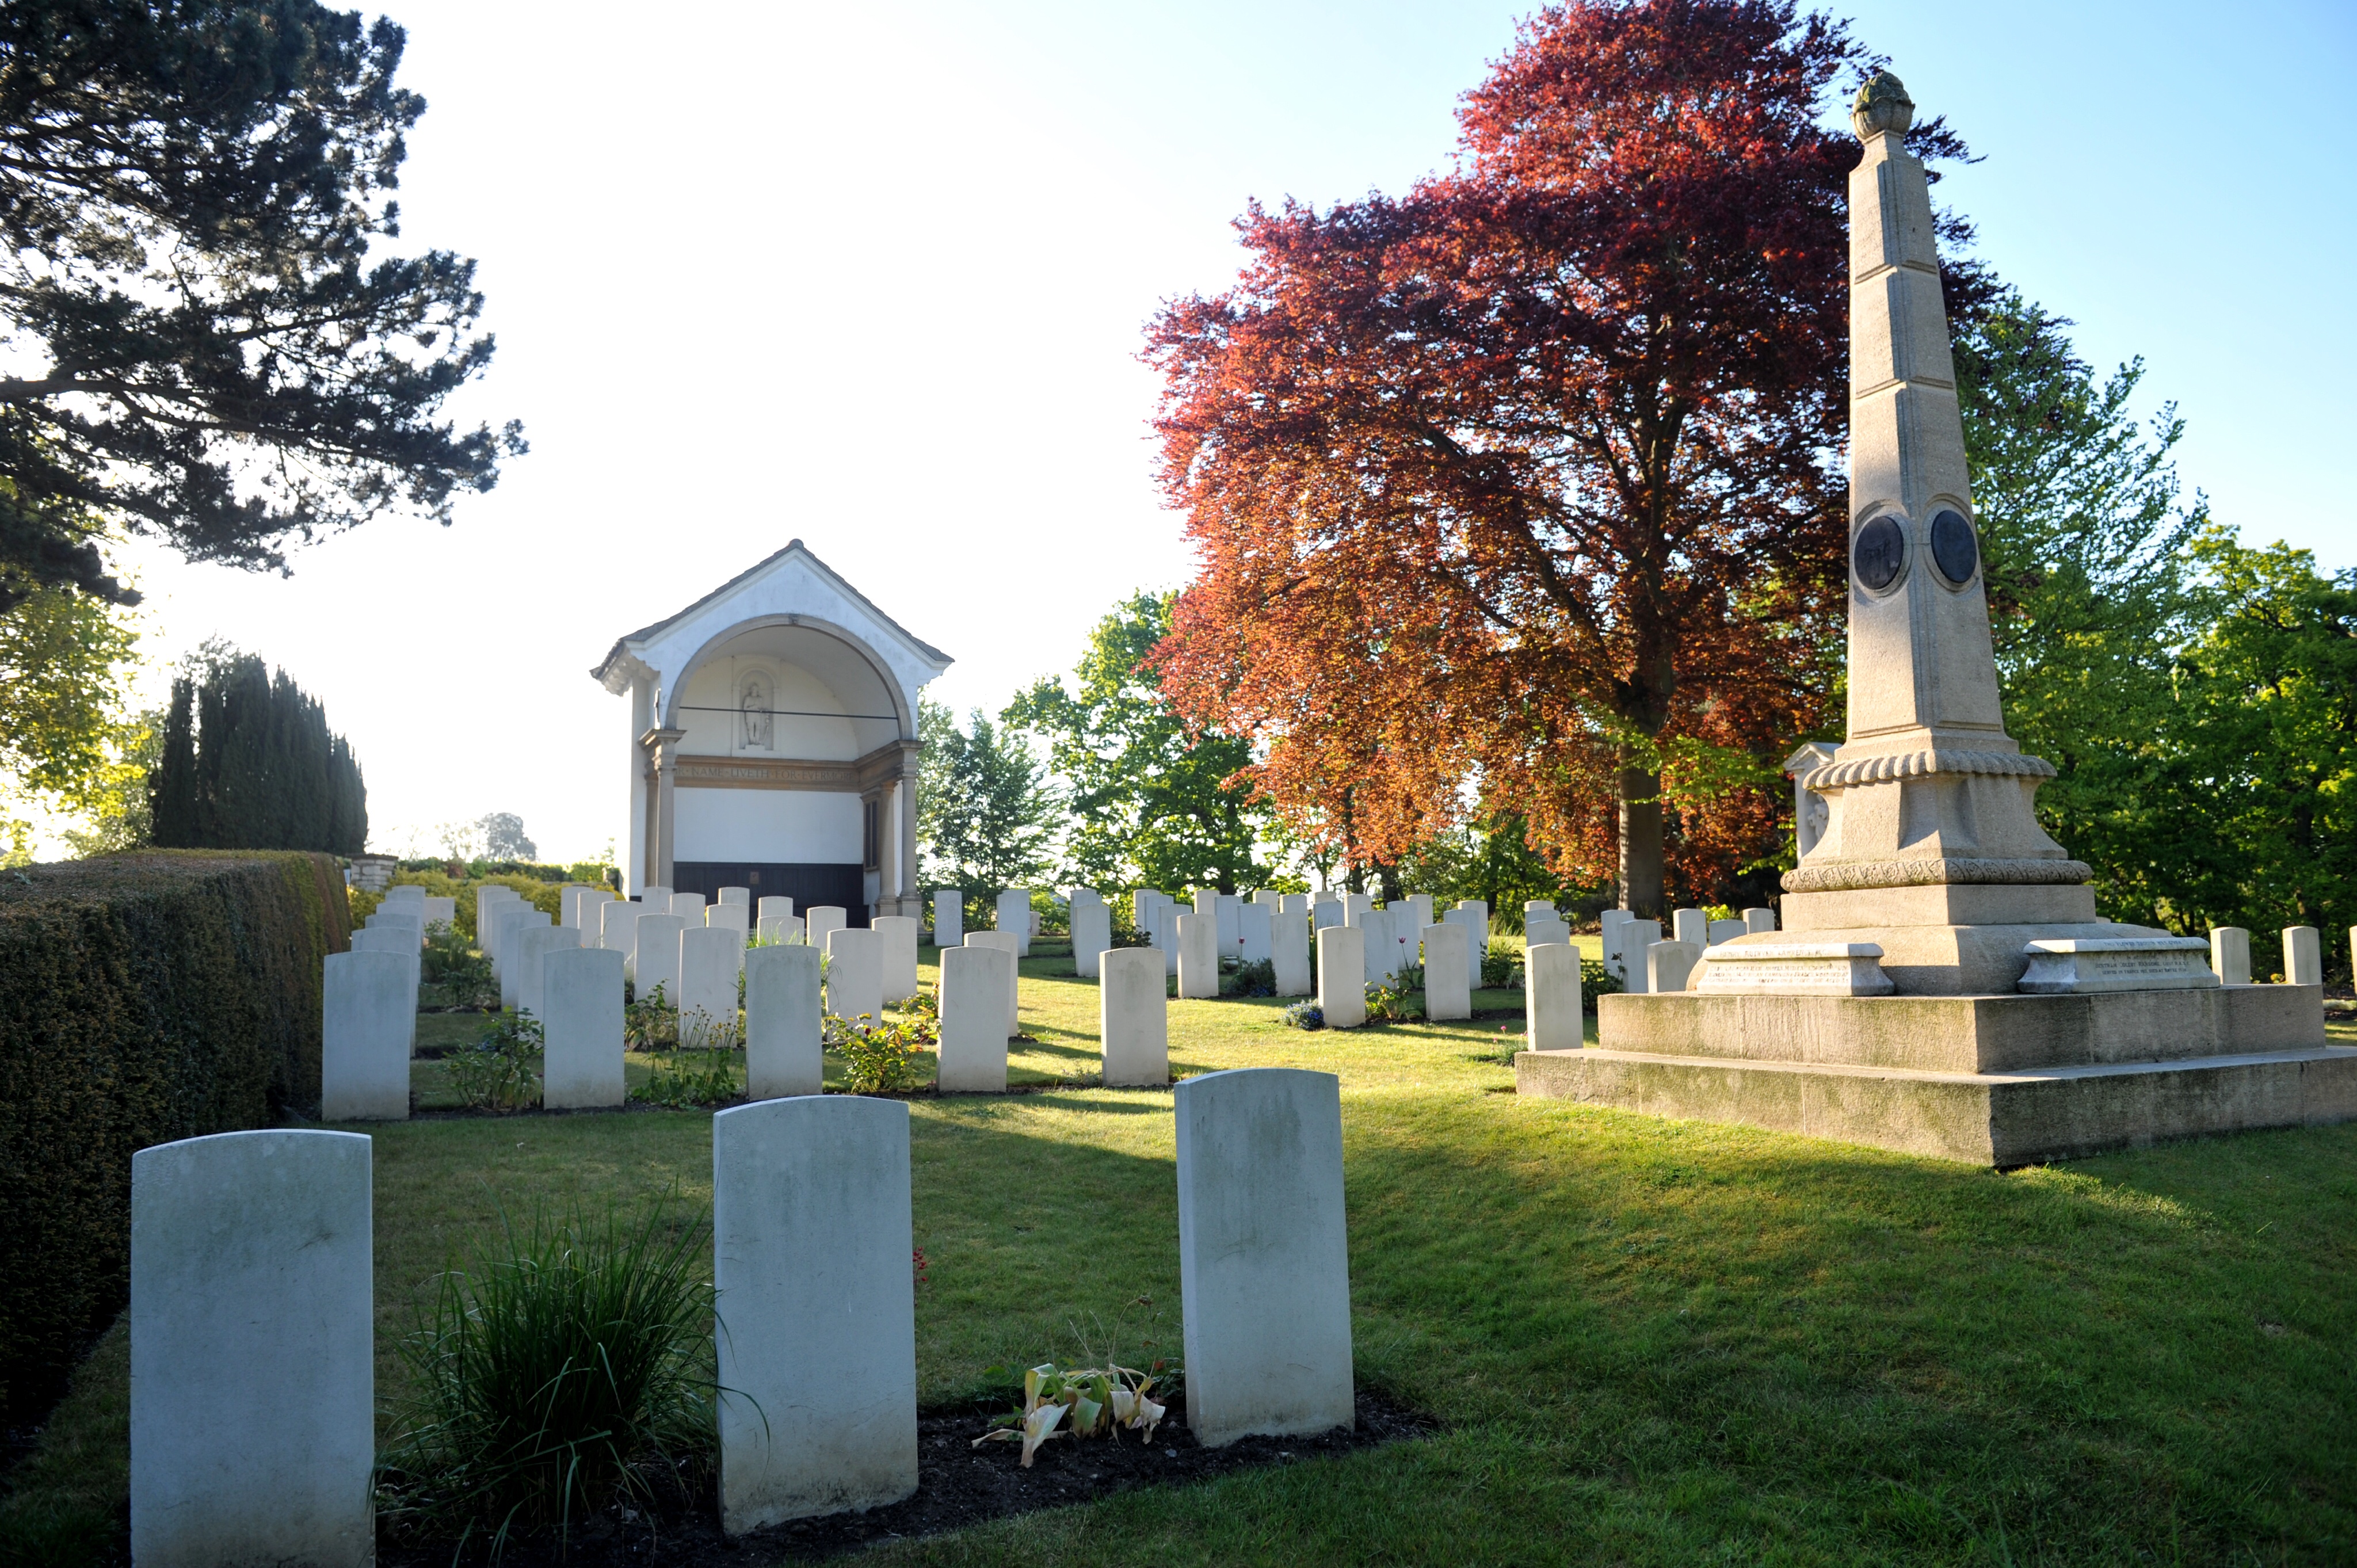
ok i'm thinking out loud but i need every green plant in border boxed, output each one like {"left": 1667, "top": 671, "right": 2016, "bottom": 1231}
{"left": 628, "top": 1051, "right": 741, "bottom": 1109}
{"left": 836, "top": 1014, "right": 934, "bottom": 1094}
{"left": 623, "top": 981, "right": 678, "bottom": 1051}
{"left": 444, "top": 1014, "right": 542, "bottom": 1111}
{"left": 1364, "top": 981, "right": 1425, "bottom": 1024}
{"left": 379, "top": 1196, "right": 719, "bottom": 1555}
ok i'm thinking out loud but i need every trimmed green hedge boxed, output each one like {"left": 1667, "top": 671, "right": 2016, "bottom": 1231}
{"left": 0, "top": 851, "right": 349, "bottom": 1427}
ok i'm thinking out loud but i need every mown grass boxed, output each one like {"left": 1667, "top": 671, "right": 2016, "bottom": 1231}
{"left": 7, "top": 936, "right": 2354, "bottom": 1565}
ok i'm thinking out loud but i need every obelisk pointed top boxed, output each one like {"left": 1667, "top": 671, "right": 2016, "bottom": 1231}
{"left": 1852, "top": 70, "right": 1915, "bottom": 140}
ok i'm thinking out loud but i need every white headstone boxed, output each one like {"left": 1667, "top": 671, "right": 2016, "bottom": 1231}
{"left": 1647, "top": 940, "right": 1702, "bottom": 994}
{"left": 322, "top": 951, "right": 410, "bottom": 1120}
{"left": 1421, "top": 924, "right": 1472, "bottom": 1021}
{"left": 938, "top": 945, "right": 1014, "bottom": 1092}
{"left": 680, "top": 926, "right": 744, "bottom": 1045}
{"left": 1619, "top": 920, "right": 1661, "bottom": 993}
{"left": 1149, "top": 901, "right": 1178, "bottom": 976}
{"left": 1316, "top": 922, "right": 1366, "bottom": 1028}
{"left": 1271, "top": 908, "right": 1313, "bottom": 996}
{"left": 1176, "top": 1068, "right": 1353, "bottom": 1447}
{"left": 1525, "top": 916, "right": 1572, "bottom": 949}
{"left": 758, "top": 914, "right": 804, "bottom": 945}
{"left": 824, "top": 927, "right": 882, "bottom": 1025}
{"left": 1238, "top": 901, "right": 1273, "bottom": 967}
{"left": 1523, "top": 899, "right": 1555, "bottom": 924}
{"left": 758, "top": 894, "right": 796, "bottom": 924}
{"left": 1344, "top": 892, "right": 1372, "bottom": 918}
{"left": 669, "top": 891, "right": 707, "bottom": 920}
{"left": 1440, "top": 907, "right": 1482, "bottom": 979}
{"left": 1599, "top": 909, "right": 1631, "bottom": 976}
{"left": 560, "top": 885, "right": 590, "bottom": 929}
{"left": 640, "top": 884, "right": 673, "bottom": 905}
{"left": 131, "top": 1130, "right": 374, "bottom": 1568}
{"left": 1405, "top": 893, "right": 1435, "bottom": 929}
{"left": 1525, "top": 943, "right": 1583, "bottom": 1051}
{"left": 1281, "top": 892, "right": 1310, "bottom": 915}
{"left": 345, "top": 929, "right": 419, "bottom": 1055}
{"left": 512, "top": 924, "right": 567, "bottom": 1020}
{"left": 421, "top": 895, "right": 456, "bottom": 931}
{"left": 1215, "top": 894, "right": 1242, "bottom": 959}
{"left": 1672, "top": 909, "right": 1709, "bottom": 948}
{"left": 365, "top": 909, "right": 422, "bottom": 944}
{"left": 1070, "top": 891, "right": 1111, "bottom": 979}
{"left": 1313, "top": 898, "right": 1344, "bottom": 930}
{"left": 1456, "top": 900, "right": 1490, "bottom": 959}
{"left": 713, "top": 1097, "right": 917, "bottom": 1531}
{"left": 707, "top": 902, "right": 751, "bottom": 936}
{"left": 1707, "top": 919, "right": 1745, "bottom": 946}
{"left": 480, "top": 891, "right": 523, "bottom": 957}
{"left": 718, "top": 886, "right": 752, "bottom": 907}
{"left": 930, "top": 890, "right": 960, "bottom": 948}
{"left": 382, "top": 884, "right": 425, "bottom": 904}
{"left": 601, "top": 896, "right": 643, "bottom": 959}
{"left": 2284, "top": 926, "right": 2322, "bottom": 986}
{"left": 2210, "top": 926, "right": 2251, "bottom": 986}
{"left": 543, "top": 948, "right": 626, "bottom": 1109}
{"left": 1099, "top": 947, "right": 1168, "bottom": 1086}
{"left": 634, "top": 913, "right": 688, "bottom": 1005}
{"left": 873, "top": 914, "right": 919, "bottom": 1003}
{"left": 497, "top": 910, "right": 551, "bottom": 1006}
{"left": 745, "top": 945, "right": 823, "bottom": 1099}
{"left": 995, "top": 888, "right": 1032, "bottom": 957}
{"left": 1176, "top": 911, "right": 1220, "bottom": 999}
{"left": 488, "top": 903, "right": 529, "bottom": 976}
{"left": 1742, "top": 906, "right": 1776, "bottom": 934}
{"left": 963, "top": 931, "right": 1023, "bottom": 1033}
{"left": 806, "top": 906, "right": 848, "bottom": 949}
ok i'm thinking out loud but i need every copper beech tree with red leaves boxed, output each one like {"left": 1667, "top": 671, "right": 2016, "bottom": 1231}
{"left": 1148, "top": 0, "right": 1963, "bottom": 915}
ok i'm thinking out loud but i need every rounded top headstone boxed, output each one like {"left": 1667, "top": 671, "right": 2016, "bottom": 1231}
{"left": 1852, "top": 70, "right": 1914, "bottom": 139}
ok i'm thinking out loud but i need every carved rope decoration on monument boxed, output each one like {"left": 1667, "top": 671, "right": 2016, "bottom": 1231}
{"left": 1780, "top": 68, "right": 2088, "bottom": 899}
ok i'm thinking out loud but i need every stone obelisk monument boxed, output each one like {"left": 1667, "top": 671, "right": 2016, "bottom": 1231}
{"left": 1514, "top": 74, "right": 2351, "bottom": 1164}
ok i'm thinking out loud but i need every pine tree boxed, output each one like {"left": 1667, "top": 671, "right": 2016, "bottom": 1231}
{"left": 147, "top": 650, "right": 365, "bottom": 853}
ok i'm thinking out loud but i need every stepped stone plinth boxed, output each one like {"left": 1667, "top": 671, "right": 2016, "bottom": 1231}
{"left": 1517, "top": 72, "right": 2357, "bottom": 1163}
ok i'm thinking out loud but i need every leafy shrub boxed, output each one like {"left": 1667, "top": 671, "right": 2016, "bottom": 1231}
{"left": 624, "top": 982, "right": 679, "bottom": 1051}
{"left": 1479, "top": 948, "right": 1517, "bottom": 988}
{"left": 0, "top": 850, "right": 345, "bottom": 1426}
{"left": 1582, "top": 956, "right": 1623, "bottom": 1010}
{"left": 1364, "top": 981, "right": 1425, "bottom": 1024}
{"left": 421, "top": 920, "right": 496, "bottom": 1010}
{"left": 1280, "top": 1000, "right": 1325, "bottom": 1030}
{"left": 628, "top": 1051, "right": 740, "bottom": 1109}
{"left": 1221, "top": 958, "right": 1276, "bottom": 997}
{"left": 381, "top": 1199, "right": 717, "bottom": 1550}
{"left": 445, "top": 1016, "right": 543, "bottom": 1111}
{"left": 974, "top": 1360, "right": 1173, "bottom": 1466}
{"left": 837, "top": 1014, "right": 935, "bottom": 1094}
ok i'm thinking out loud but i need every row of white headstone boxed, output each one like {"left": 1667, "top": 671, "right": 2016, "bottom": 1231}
{"left": 131, "top": 1068, "right": 1356, "bottom": 1561}
{"left": 326, "top": 922, "right": 1185, "bottom": 1120}
{"left": 2209, "top": 925, "right": 2336, "bottom": 987}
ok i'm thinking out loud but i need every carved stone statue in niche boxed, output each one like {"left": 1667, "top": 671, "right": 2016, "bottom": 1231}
{"left": 739, "top": 670, "right": 774, "bottom": 751}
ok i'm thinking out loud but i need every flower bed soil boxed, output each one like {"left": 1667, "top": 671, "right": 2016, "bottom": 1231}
{"left": 377, "top": 1390, "right": 1432, "bottom": 1567}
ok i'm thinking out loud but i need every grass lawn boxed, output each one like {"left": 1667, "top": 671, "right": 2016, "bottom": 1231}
{"left": 7, "top": 934, "right": 2356, "bottom": 1565}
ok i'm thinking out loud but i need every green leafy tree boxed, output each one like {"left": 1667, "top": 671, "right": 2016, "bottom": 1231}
{"left": 917, "top": 705, "right": 1054, "bottom": 893}
{"left": 2137, "top": 536, "right": 2355, "bottom": 960}
{"left": 0, "top": 574, "right": 143, "bottom": 860}
{"left": 1006, "top": 591, "right": 1265, "bottom": 894}
{"left": 148, "top": 643, "right": 365, "bottom": 853}
{"left": 0, "top": 0, "right": 524, "bottom": 613}
{"left": 1956, "top": 288, "right": 2205, "bottom": 915}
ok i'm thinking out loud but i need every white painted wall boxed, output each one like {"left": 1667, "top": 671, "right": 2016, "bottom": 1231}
{"left": 674, "top": 658, "right": 861, "bottom": 761}
{"left": 675, "top": 787, "right": 862, "bottom": 864}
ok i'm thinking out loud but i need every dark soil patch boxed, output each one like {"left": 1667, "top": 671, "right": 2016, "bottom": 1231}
{"left": 377, "top": 1390, "right": 1431, "bottom": 1567}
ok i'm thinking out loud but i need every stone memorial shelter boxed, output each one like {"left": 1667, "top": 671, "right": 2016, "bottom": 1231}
{"left": 592, "top": 541, "right": 950, "bottom": 922}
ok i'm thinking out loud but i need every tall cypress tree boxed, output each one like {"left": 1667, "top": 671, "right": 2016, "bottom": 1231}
{"left": 147, "top": 651, "right": 366, "bottom": 853}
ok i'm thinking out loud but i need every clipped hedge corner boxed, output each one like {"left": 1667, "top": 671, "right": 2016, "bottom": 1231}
{"left": 0, "top": 850, "right": 349, "bottom": 1428}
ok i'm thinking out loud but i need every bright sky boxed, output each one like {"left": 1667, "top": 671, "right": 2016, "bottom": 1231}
{"left": 89, "top": 0, "right": 2356, "bottom": 864}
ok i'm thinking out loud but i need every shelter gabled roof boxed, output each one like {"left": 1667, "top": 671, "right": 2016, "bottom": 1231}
{"left": 589, "top": 539, "right": 951, "bottom": 693}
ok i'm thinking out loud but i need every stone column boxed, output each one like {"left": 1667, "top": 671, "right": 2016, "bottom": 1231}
{"left": 897, "top": 770, "right": 918, "bottom": 916}
{"left": 640, "top": 725, "right": 686, "bottom": 892}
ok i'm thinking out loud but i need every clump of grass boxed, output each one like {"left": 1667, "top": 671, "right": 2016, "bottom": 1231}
{"left": 379, "top": 1197, "right": 718, "bottom": 1555}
